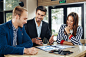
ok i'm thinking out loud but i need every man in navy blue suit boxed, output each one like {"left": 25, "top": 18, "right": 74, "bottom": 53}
{"left": 0, "top": 6, "right": 38, "bottom": 57}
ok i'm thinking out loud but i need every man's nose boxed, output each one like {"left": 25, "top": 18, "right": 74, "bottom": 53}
{"left": 68, "top": 21, "right": 71, "bottom": 23}
{"left": 38, "top": 15, "right": 41, "bottom": 18}
{"left": 25, "top": 20, "right": 27, "bottom": 24}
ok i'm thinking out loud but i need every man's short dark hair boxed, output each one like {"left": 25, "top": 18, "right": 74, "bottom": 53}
{"left": 36, "top": 6, "right": 47, "bottom": 15}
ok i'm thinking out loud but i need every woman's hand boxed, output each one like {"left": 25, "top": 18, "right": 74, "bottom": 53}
{"left": 65, "top": 26, "right": 70, "bottom": 34}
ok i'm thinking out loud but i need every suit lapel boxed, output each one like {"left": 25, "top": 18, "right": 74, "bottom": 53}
{"left": 8, "top": 20, "right": 13, "bottom": 46}
{"left": 17, "top": 27, "right": 23, "bottom": 45}
{"left": 9, "top": 28, "right": 13, "bottom": 45}
{"left": 33, "top": 19, "right": 38, "bottom": 37}
{"left": 40, "top": 21, "right": 44, "bottom": 37}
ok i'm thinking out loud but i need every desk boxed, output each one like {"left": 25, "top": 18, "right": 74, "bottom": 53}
{"left": 4, "top": 45, "right": 86, "bottom": 57}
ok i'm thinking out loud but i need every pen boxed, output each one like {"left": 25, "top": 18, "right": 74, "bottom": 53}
{"left": 36, "top": 37, "right": 39, "bottom": 40}
{"left": 36, "top": 37, "right": 42, "bottom": 44}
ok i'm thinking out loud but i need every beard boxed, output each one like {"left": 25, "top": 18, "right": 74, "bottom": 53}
{"left": 36, "top": 17, "right": 42, "bottom": 22}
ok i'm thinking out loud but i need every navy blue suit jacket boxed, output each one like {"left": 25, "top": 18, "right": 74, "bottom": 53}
{"left": 0, "top": 20, "right": 33, "bottom": 57}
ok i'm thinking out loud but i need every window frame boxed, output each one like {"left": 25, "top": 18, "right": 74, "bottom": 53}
{"left": 5, "top": 11, "right": 12, "bottom": 22}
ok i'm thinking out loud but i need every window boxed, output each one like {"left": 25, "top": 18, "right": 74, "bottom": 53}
{"left": 6, "top": 12, "right": 12, "bottom": 22}
{"left": 51, "top": 8, "right": 64, "bottom": 40}
{"left": 43, "top": 6, "right": 48, "bottom": 23}
{"left": 4, "top": 0, "right": 19, "bottom": 22}
{"left": 67, "top": 7, "right": 82, "bottom": 26}
{"left": 4, "top": 0, "right": 19, "bottom": 11}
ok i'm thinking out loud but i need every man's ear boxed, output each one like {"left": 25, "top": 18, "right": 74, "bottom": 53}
{"left": 16, "top": 15, "right": 19, "bottom": 19}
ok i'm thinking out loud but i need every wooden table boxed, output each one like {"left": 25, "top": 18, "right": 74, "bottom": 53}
{"left": 4, "top": 44, "right": 86, "bottom": 57}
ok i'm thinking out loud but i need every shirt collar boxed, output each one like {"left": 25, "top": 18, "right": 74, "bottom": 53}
{"left": 12, "top": 23, "right": 18, "bottom": 31}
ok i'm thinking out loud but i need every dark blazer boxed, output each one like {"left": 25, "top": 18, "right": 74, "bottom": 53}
{"left": 24, "top": 18, "right": 51, "bottom": 46}
{"left": 0, "top": 20, "right": 33, "bottom": 57}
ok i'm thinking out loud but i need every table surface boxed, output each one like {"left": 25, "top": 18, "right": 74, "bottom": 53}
{"left": 4, "top": 44, "right": 86, "bottom": 57}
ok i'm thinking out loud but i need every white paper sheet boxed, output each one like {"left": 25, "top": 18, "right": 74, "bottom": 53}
{"left": 36, "top": 46, "right": 59, "bottom": 51}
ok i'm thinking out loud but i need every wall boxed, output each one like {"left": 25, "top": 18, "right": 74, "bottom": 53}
{"left": 20, "top": 0, "right": 37, "bottom": 20}
{"left": 38, "top": 0, "right": 86, "bottom": 6}
{"left": 84, "top": 2, "right": 86, "bottom": 39}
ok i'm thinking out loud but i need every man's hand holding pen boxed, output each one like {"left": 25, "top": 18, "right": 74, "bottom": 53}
{"left": 32, "top": 37, "right": 43, "bottom": 45}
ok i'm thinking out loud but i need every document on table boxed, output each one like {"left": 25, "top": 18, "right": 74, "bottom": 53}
{"left": 36, "top": 44, "right": 75, "bottom": 52}
{"left": 51, "top": 44, "right": 75, "bottom": 49}
{"left": 36, "top": 46, "right": 59, "bottom": 52}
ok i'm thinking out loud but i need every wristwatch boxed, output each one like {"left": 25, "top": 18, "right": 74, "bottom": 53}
{"left": 67, "top": 33, "right": 71, "bottom": 36}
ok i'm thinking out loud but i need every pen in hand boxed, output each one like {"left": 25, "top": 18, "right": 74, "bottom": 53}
{"left": 36, "top": 37, "right": 43, "bottom": 45}
{"left": 36, "top": 37, "right": 39, "bottom": 40}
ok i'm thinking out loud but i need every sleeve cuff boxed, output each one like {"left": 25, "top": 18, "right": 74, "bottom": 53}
{"left": 60, "top": 40, "right": 65, "bottom": 44}
{"left": 23, "top": 48, "right": 25, "bottom": 54}
{"left": 69, "top": 35, "right": 73, "bottom": 39}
